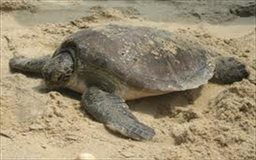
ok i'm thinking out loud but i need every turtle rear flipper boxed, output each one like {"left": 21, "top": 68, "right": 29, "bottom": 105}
{"left": 212, "top": 57, "right": 249, "bottom": 84}
{"left": 9, "top": 55, "right": 51, "bottom": 76}
{"left": 82, "top": 87, "right": 155, "bottom": 140}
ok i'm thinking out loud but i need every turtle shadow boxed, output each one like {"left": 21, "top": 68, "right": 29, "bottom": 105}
{"left": 128, "top": 87, "right": 203, "bottom": 118}
{"left": 33, "top": 84, "right": 81, "bottom": 101}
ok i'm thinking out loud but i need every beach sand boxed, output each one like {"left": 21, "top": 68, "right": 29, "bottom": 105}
{"left": 1, "top": 0, "right": 255, "bottom": 159}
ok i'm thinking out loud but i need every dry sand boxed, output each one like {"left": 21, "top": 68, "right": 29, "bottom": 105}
{"left": 0, "top": 0, "right": 255, "bottom": 159}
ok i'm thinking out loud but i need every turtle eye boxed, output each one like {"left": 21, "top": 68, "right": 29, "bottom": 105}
{"left": 66, "top": 70, "right": 72, "bottom": 74}
{"left": 62, "top": 77, "right": 69, "bottom": 82}
{"left": 57, "top": 75, "right": 63, "bottom": 82}
{"left": 56, "top": 73, "right": 70, "bottom": 83}
{"left": 57, "top": 72, "right": 68, "bottom": 82}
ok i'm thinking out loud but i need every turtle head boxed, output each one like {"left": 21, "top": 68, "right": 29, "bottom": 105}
{"left": 42, "top": 52, "right": 74, "bottom": 89}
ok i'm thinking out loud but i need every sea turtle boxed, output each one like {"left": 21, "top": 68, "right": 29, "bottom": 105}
{"left": 9, "top": 24, "right": 249, "bottom": 140}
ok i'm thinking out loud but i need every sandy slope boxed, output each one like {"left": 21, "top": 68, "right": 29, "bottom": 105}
{"left": 0, "top": 1, "right": 255, "bottom": 159}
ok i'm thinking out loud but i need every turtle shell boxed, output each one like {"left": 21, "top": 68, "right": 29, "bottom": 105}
{"left": 54, "top": 24, "right": 215, "bottom": 92}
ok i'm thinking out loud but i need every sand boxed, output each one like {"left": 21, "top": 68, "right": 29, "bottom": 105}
{"left": 0, "top": 0, "right": 255, "bottom": 159}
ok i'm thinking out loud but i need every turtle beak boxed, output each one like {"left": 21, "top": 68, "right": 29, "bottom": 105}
{"left": 43, "top": 80, "right": 61, "bottom": 89}
{"left": 42, "top": 69, "right": 72, "bottom": 89}
{"left": 42, "top": 70, "right": 64, "bottom": 89}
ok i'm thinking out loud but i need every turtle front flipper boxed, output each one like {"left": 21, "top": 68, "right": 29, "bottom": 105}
{"left": 9, "top": 55, "right": 51, "bottom": 76}
{"left": 81, "top": 87, "right": 155, "bottom": 140}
